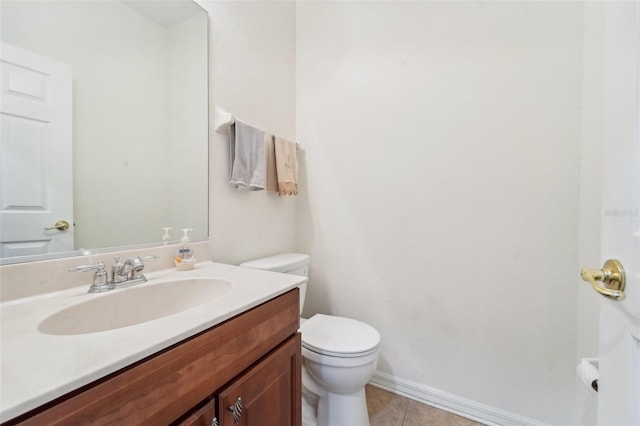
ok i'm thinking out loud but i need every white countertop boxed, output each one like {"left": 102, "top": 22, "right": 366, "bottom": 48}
{"left": 0, "top": 261, "right": 305, "bottom": 422}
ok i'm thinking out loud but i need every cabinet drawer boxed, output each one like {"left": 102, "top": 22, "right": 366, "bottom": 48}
{"left": 8, "top": 289, "right": 299, "bottom": 425}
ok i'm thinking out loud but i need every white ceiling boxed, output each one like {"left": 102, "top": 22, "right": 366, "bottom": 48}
{"left": 121, "top": 0, "right": 203, "bottom": 28}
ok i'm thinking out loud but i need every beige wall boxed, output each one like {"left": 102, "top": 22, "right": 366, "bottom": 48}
{"left": 295, "top": 2, "right": 582, "bottom": 424}
{"left": 199, "top": 0, "right": 298, "bottom": 265}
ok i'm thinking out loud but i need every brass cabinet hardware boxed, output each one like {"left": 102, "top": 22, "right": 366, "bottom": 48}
{"left": 580, "top": 259, "right": 626, "bottom": 301}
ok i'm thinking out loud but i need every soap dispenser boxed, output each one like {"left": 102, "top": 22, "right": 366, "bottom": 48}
{"left": 175, "top": 228, "right": 196, "bottom": 271}
{"left": 181, "top": 228, "right": 194, "bottom": 244}
{"left": 161, "top": 227, "right": 172, "bottom": 245}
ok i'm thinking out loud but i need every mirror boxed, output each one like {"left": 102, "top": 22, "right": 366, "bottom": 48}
{"left": 0, "top": 0, "right": 209, "bottom": 265}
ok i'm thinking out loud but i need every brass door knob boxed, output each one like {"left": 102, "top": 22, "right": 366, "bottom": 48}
{"left": 44, "top": 220, "right": 70, "bottom": 231}
{"left": 580, "top": 259, "right": 626, "bottom": 301}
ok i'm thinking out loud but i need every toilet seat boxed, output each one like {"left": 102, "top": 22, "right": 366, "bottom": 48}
{"left": 300, "top": 314, "right": 380, "bottom": 358}
{"left": 302, "top": 345, "right": 380, "bottom": 369}
{"left": 303, "top": 344, "right": 378, "bottom": 358}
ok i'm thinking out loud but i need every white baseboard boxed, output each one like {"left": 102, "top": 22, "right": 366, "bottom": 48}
{"left": 369, "top": 371, "right": 553, "bottom": 426}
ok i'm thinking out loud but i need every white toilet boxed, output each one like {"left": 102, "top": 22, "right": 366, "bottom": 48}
{"left": 240, "top": 253, "right": 380, "bottom": 426}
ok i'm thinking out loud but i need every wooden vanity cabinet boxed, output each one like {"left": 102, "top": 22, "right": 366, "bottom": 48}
{"left": 5, "top": 289, "right": 301, "bottom": 426}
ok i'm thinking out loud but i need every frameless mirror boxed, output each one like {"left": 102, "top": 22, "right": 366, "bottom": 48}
{"left": 0, "top": 0, "right": 209, "bottom": 265}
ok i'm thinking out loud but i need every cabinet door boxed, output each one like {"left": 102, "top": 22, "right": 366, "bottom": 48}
{"left": 176, "top": 398, "right": 218, "bottom": 426}
{"left": 218, "top": 334, "right": 301, "bottom": 426}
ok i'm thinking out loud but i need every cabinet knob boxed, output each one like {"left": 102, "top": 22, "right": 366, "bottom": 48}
{"left": 211, "top": 417, "right": 218, "bottom": 426}
{"left": 228, "top": 397, "right": 243, "bottom": 425}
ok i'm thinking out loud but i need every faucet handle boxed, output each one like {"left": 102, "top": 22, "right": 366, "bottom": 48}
{"left": 112, "top": 256, "right": 124, "bottom": 269}
{"left": 69, "top": 261, "right": 106, "bottom": 273}
{"left": 111, "top": 256, "right": 127, "bottom": 283}
{"left": 69, "top": 261, "right": 113, "bottom": 293}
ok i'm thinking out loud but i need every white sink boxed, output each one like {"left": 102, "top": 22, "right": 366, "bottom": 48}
{"left": 38, "top": 278, "right": 232, "bottom": 335}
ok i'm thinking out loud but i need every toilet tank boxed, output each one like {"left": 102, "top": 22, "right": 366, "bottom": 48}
{"left": 239, "top": 253, "right": 310, "bottom": 314}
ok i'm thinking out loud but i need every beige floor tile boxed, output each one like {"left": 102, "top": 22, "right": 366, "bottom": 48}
{"left": 366, "top": 385, "right": 410, "bottom": 426}
{"left": 402, "top": 400, "right": 485, "bottom": 426}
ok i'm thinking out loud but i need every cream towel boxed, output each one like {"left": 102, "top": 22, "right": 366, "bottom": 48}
{"left": 229, "top": 120, "right": 266, "bottom": 191}
{"left": 265, "top": 134, "right": 278, "bottom": 193}
{"left": 274, "top": 136, "right": 298, "bottom": 196}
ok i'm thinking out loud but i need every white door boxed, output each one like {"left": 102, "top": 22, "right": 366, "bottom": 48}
{"left": 581, "top": 2, "right": 640, "bottom": 425}
{"left": 0, "top": 43, "right": 73, "bottom": 258}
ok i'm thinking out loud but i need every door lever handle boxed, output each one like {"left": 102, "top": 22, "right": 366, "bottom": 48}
{"left": 44, "top": 220, "right": 70, "bottom": 231}
{"left": 580, "top": 259, "right": 626, "bottom": 301}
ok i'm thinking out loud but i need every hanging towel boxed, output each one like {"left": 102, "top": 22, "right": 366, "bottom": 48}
{"left": 229, "top": 120, "right": 267, "bottom": 191}
{"left": 265, "top": 134, "right": 279, "bottom": 193}
{"left": 274, "top": 136, "right": 298, "bottom": 196}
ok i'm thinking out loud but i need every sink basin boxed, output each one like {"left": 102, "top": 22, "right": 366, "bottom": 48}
{"left": 38, "top": 278, "right": 232, "bottom": 335}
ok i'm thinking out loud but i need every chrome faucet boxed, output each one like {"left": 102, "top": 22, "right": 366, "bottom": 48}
{"left": 70, "top": 255, "right": 158, "bottom": 293}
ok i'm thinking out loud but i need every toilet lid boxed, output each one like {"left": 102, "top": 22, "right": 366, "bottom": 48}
{"left": 300, "top": 314, "right": 380, "bottom": 358}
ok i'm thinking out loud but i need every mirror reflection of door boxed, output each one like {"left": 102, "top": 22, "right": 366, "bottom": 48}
{"left": 0, "top": 42, "right": 74, "bottom": 257}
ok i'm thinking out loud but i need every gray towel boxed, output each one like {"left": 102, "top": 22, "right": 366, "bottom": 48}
{"left": 229, "top": 120, "right": 266, "bottom": 191}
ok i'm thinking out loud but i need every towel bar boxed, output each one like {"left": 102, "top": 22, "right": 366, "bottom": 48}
{"left": 214, "top": 106, "right": 301, "bottom": 150}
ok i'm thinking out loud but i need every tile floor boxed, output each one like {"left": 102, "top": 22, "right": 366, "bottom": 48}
{"left": 366, "top": 385, "right": 485, "bottom": 426}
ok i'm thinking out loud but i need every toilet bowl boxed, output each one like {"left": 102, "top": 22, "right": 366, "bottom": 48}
{"left": 239, "top": 254, "right": 381, "bottom": 426}
{"left": 300, "top": 314, "right": 380, "bottom": 426}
